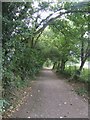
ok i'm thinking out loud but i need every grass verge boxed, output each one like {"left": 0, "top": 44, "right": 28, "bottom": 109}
{"left": 56, "top": 66, "right": 89, "bottom": 101}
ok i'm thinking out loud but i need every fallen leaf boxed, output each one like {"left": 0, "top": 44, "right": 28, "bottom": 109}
{"left": 64, "top": 102, "right": 67, "bottom": 105}
{"left": 28, "top": 116, "right": 31, "bottom": 118}
{"left": 60, "top": 116, "right": 63, "bottom": 118}
{"left": 38, "top": 90, "right": 40, "bottom": 92}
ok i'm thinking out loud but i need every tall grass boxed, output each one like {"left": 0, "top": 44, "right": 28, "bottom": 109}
{"left": 65, "top": 65, "right": 90, "bottom": 83}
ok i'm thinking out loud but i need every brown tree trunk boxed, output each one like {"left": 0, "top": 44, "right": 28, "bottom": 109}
{"left": 53, "top": 62, "right": 57, "bottom": 69}
{"left": 60, "top": 61, "right": 65, "bottom": 72}
{"left": 79, "top": 60, "right": 85, "bottom": 72}
{"left": 72, "top": 58, "right": 87, "bottom": 80}
{"left": 60, "top": 59, "right": 67, "bottom": 72}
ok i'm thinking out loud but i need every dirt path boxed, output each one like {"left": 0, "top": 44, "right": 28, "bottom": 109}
{"left": 11, "top": 69, "right": 88, "bottom": 118}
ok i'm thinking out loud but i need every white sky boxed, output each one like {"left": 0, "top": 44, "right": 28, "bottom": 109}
{"left": 33, "top": 0, "right": 89, "bottom": 20}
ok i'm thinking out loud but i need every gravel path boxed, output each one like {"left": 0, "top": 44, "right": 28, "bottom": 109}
{"left": 11, "top": 69, "right": 88, "bottom": 118}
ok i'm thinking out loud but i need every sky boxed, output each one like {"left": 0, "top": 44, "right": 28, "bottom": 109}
{"left": 30, "top": 0, "right": 89, "bottom": 28}
{"left": 33, "top": 0, "right": 88, "bottom": 22}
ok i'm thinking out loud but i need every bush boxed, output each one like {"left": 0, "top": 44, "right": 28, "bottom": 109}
{"left": 3, "top": 39, "right": 46, "bottom": 111}
{"left": 65, "top": 66, "right": 90, "bottom": 83}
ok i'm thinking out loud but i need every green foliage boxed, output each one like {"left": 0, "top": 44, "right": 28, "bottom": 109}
{"left": 65, "top": 66, "right": 90, "bottom": 83}
{"left": 81, "top": 69, "right": 90, "bottom": 83}
{"left": 3, "top": 41, "right": 45, "bottom": 101}
{"left": 2, "top": 2, "right": 46, "bottom": 111}
{"left": 75, "top": 87, "right": 88, "bottom": 96}
{"left": 0, "top": 99, "right": 10, "bottom": 113}
{"left": 44, "top": 58, "right": 53, "bottom": 67}
{"left": 2, "top": 1, "right": 89, "bottom": 112}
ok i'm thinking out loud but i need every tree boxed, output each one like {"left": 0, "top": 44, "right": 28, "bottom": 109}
{"left": 49, "top": 19, "right": 80, "bottom": 72}
{"left": 2, "top": 2, "right": 47, "bottom": 106}
{"left": 67, "top": 11, "right": 89, "bottom": 76}
{"left": 2, "top": 1, "right": 89, "bottom": 110}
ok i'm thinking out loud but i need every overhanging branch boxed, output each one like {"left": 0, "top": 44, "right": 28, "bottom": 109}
{"left": 35, "top": 10, "right": 89, "bottom": 35}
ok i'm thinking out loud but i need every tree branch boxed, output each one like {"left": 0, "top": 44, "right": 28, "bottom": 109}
{"left": 35, "top": 10, "right": 89, "bottom": 35}
{"left": 33, "top": 31, "right": 43, "bottom": 47}
{"left": 36, "top": 13, "right": 53, "bottom": 29}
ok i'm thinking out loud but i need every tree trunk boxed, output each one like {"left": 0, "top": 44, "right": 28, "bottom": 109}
{"left": 55, "top": 61, "right": 60, "bottom": 72}
{"left": 60, "top": 59, "right": 67, "bottom": 72}
{"left": 52, "top": 62, "right": 57, "bottom": 69}
{"left": 79, "top": 60, "right": 85, "bottom": 72}
{"left": 31, "top": 38, "right": 34, "bottom": 48}
{"left": 60, "top": 61, "right": 65, "bottom": 72}
{"left": 79, "top": 55, "right": 87, "bottom": 73}
{"left": 71, "top": 58, "right": 87, "bottom": 81}
{"left": 57, "top": 61, "right": 61, "bottom": 70}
